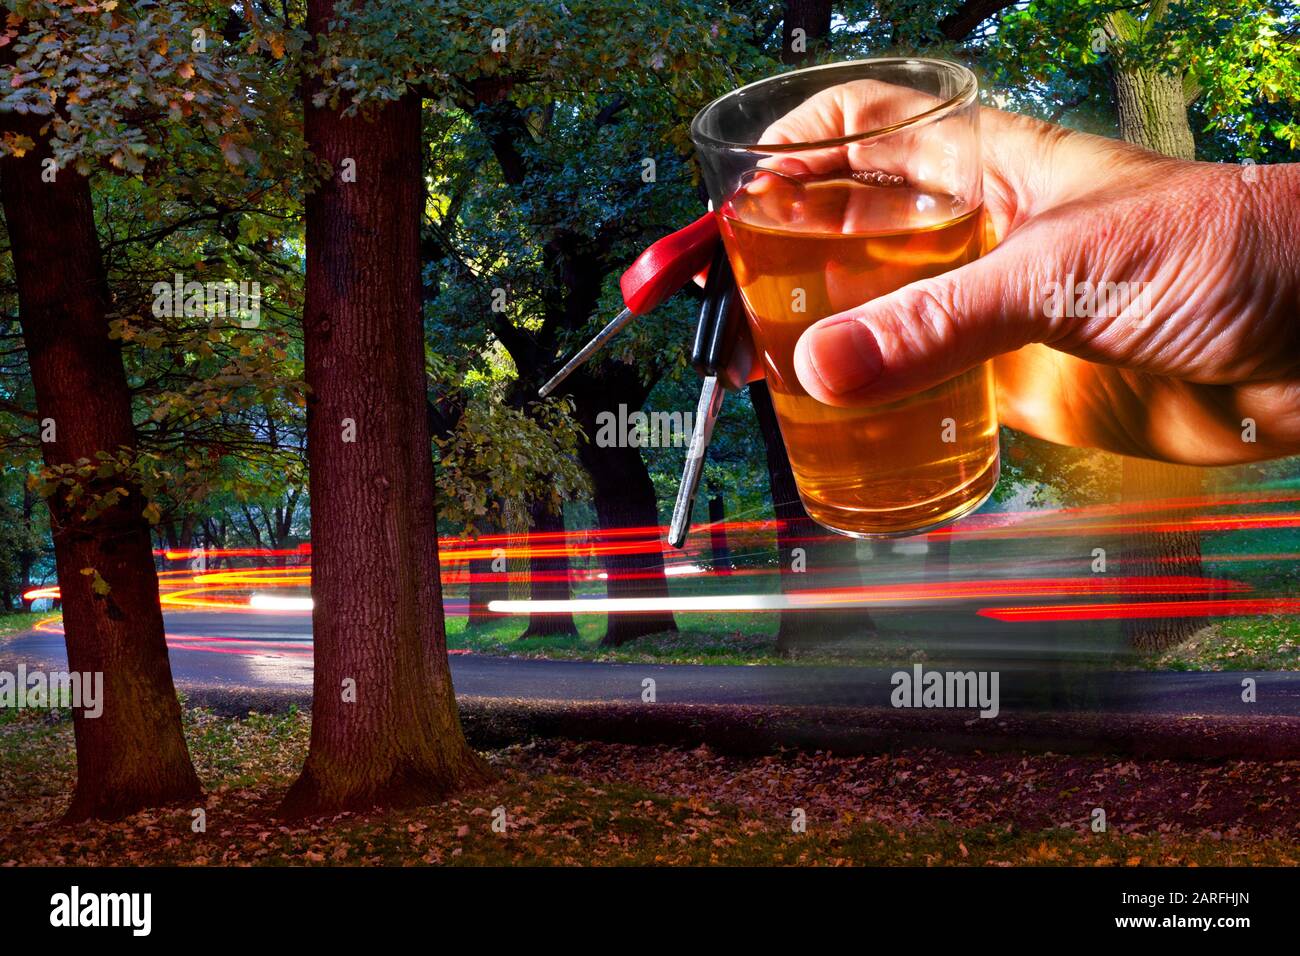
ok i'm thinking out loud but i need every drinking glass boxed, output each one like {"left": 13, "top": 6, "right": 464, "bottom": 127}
{"left": 691, "top": 58, "right": 998, "bottom": 537}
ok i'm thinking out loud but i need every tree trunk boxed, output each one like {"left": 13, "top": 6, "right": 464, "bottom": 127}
{"left": 1, "top": 107, "right": 201, "bottom": 821}
{"left": 283, "top": 34, "right": 488, "bottom": 814}
{"left": 1110, "top": 62, "right": 1196, "bottom": 161}
{"left": 751, "top": 383, "right": 874, "bottom": 656}
{"left": 465, "top": 507, "right": 507, "bottom": 628}
{"left": 465, "top": 554, "right": 507, "bottom": 626}
{"left": 707, "top": 494, "right": 734, "bottom": 572}
{"left": 519, "top": 497, "right": 578, "bottom": 638}
{"left": 566, "top": 371, "right": 677, "bottom": 646}
{"left": 581, "top": 437, "right": 678, "bottom": 645}
{"left": 1108, "top": 27, "right": 1205, "bottom": 653}
{"left": 19, "top": 480, "right": 36, "bottom": 612}
{"left": 468, "top": 96, "right": 678, "bottom": 647}
{"left": 766, "top": 2, "right": 872, "bottom": 655}
{"left": 781, "top": 0, "right": 834, "bottom": 63}
{"left": 1119, "top": 458, "right": 1205, "bottom": 651}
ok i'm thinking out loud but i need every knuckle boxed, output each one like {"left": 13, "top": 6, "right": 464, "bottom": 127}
{"left": 896, "top": 283, "right": 962, "bottom": 359}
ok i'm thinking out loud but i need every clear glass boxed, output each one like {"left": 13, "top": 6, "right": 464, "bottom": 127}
{"left": 691, "top": 58, "right": 999, "bottom": 538}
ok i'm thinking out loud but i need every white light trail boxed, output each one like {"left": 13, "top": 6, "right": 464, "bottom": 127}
{"left": 596, "top": 564, "right": 706, "bottom": 580}
{"left": 488, "top": 594, "right": 793, "bottom": 614}
{"left": 249, "top": 594, "right": 315, "bottom": 611}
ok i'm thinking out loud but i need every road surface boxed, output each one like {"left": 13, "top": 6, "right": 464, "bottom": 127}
{"left": 3, "top": 610, "right": 1298, "bottom": 716}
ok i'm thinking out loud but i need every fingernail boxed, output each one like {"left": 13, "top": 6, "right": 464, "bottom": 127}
{"left": 806, "top": 317, "right": 883, "bottom": 394}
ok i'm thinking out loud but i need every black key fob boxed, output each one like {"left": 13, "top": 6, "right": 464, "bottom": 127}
{"left": 691, "top": 244, "right": 755, "bottom": 392}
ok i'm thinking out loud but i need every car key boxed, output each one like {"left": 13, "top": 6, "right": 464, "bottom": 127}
{"left": 668, "top": 245, "right": 751, "bottom": 549}
{"left": 539, "top": 212, "right": 720, "bottom": 397}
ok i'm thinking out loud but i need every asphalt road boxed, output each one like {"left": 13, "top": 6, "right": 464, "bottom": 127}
{"left": 3, "top": 610, "right": 1299, "bottom": 716}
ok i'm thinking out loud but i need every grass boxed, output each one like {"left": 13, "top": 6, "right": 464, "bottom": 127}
{"left": 445, "top": 611, "right": 938, "bottom": 666}
{"left": 1204, "top": 527, "right": 1300, "bottom": 594}
{"left": 1, "top": 706, "right": 1295, "bottom": 866}
{"left": 446, "top": 610, "right": 1300, "bottom": 672}
{"left": 1153, "top": 616, "right": 1300, "bottom": 671}
{"left": 446, "top": 612, "right": 790, "bottom": 665}
{"left": 0, "top": 610, "right": 56, "bottom": 641}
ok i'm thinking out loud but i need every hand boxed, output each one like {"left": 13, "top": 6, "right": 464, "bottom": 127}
{"left": 765, "top": 85, "right": 1300, "bottom": 465}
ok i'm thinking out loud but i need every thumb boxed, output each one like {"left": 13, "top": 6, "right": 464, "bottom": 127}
{"left": 793, "top": 234, "right": 1053, "bottom": 407}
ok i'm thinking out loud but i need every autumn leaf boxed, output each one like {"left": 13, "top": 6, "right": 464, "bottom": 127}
{"left": 79, "top": 567, "right": 111, "bottom": 596}
{"left": 219, "top": 135, "right": 244, "bottom": 166}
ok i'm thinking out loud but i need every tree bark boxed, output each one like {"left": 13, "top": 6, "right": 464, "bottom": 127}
{"left": 1107, "top": 15, "right": 1205, "bottom": 652}
{"left": 1110, "top": 62, "right": 1196, "bottom": 161}
{"left": 19, "top": 480, "right": 36, "bottom": 612}
{"left": 707, "top": 494, "right": 734, "bottom": 572}
{"left": 499, "top": 373, "right": 582, "bottom": 639}
{"left": 581, "top": 437, "right": 678, "bottom": 645}
{"left": 1119, "top": 458, "right": 1204, "bottom": 651}
{"left": 465, "top": 506, "right": 508, "bottom": 628}
{"left": 465, "top": 555, "right": 501, "bottom": 625}
{"left": 751, "top": 383, "right": 874, "bottom": 656}
{"left": 765, "top": 3, "right": 873, "bottom": 655}
{"left": 939, "top": 0, "right": 1020, "bottom": 43}
{"left": 519, "top": 496, "right": 578, "bottom": 638}
{"left": 1, "top": 107, "right": 201, "bottom": 821}
{"left": 283, "top": 22, "right": 488, "bottom": 813}
{"left": 561, "top": 366, "right": 677, "bottom": 646}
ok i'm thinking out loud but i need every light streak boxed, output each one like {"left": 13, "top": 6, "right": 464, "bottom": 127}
{"left": 488, "top": 575, "right": 1247, "bottom": 615}
{"left": 597, "top": 563, "right": 704, "bottom": 579}
{"left": 978, "top": 598, "right": 1300, "bottom": 622}
{"left": 489, "top": 595, "right": 790, "bottom": 614}
{"left": 248, "top": 594, "right": 314, "bottom": 611}
{"left": 22, "top": 487, "right": 1299, "bottom": 624}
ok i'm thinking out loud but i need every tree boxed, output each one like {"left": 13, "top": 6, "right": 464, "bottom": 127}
{"left": 1100, "top": 2, "right": 1205, "bottom": 650}
{"left": 432, "top": 394, "right": 589, "bottom": 635}
{"left": 411, "top": 1, "right": 757, "bottom": 646}
{"left": 281, "top": 0, "right": 489, "bottom": 814}
{"left": 0, "top": 14, "right": 201, "bottom": 817}
{"left": 453, "top": 92, "right": 685, "bottom": 647}
{"left": 976, "top": 0, "right": 1300, "bottom": 650}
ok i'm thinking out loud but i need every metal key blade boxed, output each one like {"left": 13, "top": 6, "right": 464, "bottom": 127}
{"left": 538, "top": 306, "right": 634, "bottom": 398}
{"left": 668, "top": 375, "right": 724, "bottom": 549}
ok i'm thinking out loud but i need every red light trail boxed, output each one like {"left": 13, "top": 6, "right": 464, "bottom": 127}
{"left": 978, "top": 598, "right": 1300, "bottom": 622}
{"left": 20, "top": 489, "right": 1297, "bottom": 626}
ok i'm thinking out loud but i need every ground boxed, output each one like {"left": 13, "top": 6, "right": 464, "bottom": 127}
{"left": 5, "top": 603, "right": 1297, "bottom": 865}
{"left": 446, "top": 612, "right": 1300, "bottom": 671}
{"left": 1153, "top": 616, "right": 1300, "bottom": 672}
{"left": 0, "top": 611, "right": 56, "bottom": 640}
{"left": 2, "top": 705, "right": 1295, "bottom": 866}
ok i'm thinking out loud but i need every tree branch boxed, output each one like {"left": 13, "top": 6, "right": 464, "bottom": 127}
{"left": 939, "top": 0, "right": 1019, "bottom": 43}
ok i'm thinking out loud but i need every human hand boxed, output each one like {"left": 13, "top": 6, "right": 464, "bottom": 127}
{"left": 766, "top": 83, "right": 1300, "bottom": 465}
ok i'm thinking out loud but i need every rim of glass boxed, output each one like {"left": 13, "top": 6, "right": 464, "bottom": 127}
{"left": 690, "top": 57, "right": 978, "bottom": 154}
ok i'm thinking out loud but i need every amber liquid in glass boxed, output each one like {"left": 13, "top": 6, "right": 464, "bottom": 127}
{"left": 719, "top": 172, "right": 999, "bottom": 536}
